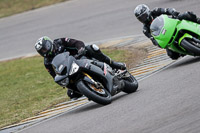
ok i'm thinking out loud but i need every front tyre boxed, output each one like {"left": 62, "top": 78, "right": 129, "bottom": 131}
{"left": 76, "top": 81, "right": 112, "bottom": 105}
{"left": 180, "top": 38, "right": 200, "bottom": 56}
{"left": 123, "top": 73, "right": 138, "bottom": 93}
{"left": 166, "top": 49, "right": 181, "bottom": 60}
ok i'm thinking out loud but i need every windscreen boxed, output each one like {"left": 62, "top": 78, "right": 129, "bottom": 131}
{"left": 150, "top": 16, "right": 164, "bottom": 36}
{"left": 52, "top": 52, "right": 69, "bottom": 75}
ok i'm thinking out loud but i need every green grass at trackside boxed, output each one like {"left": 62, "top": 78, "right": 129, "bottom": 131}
{"left": 0, "top": 49, "right": 130, "bottom": 128}
{"left": 0, "top": 0, "right": 68, "bottom": 18}
{"left": 0, "top": 56, "right": 67, "bottom": 128}
{"left": 0, "top": 0, "right": 68, "bottom": 128}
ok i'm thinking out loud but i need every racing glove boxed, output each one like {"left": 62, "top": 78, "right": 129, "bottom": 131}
{"left": 167, "top": 8, "right": 180, "bottom": 18}
{"left": 74, "top": 47, "right": 86, "bottom": 59}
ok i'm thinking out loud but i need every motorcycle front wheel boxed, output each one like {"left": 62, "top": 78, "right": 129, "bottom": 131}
{"left": 181, "top": 38, "right": 200, "bottom": 56}
{"left": 76, "top": 80, "right": 112, "bottom": 105}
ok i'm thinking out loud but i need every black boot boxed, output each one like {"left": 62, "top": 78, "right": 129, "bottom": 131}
{"left": 67, "top": 89, "right": 83, "bottom": 100}
{"left": 110, "top": 61, "right": 126, "bottom": 70}
{"left": 85, "top": 45, "right": 126, "bottom": 70}
{"left": 101, "top": 53, "right": 126, "bottom": 70}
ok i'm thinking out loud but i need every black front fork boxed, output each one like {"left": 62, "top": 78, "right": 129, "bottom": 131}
{"left": 192, "top": 37, "right": 200, "bottom": 45}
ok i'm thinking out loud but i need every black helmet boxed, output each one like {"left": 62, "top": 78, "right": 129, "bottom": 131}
{"left": 134, "top": 4, "right": 151, "bottom": 24}
{"left": 35, "top": 36, "right": 55, "bottom": 57}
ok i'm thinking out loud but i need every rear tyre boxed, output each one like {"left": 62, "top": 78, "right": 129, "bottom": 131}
{"left": 76, "top": 80, "right": 112, "bottom": 105}
{"left": 123, "top": 74, "right": 138, "bottom": 93}
{"left": 180, "top": 38, "right": 200, "bottom": 56}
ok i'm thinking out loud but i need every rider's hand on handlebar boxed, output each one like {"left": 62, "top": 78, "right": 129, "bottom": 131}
{"left": 172, "top": 12, "right": 179, "bottom": 19}
{"left": 75, "top": 47, "right": 86, "bottom": 59}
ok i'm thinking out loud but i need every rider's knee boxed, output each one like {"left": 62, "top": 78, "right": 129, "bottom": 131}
{"left": 86, "top": 44, "right": 101, "bottom": 55}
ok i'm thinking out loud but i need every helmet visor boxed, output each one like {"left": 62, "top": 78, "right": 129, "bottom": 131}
{"left": 137, "top": 11, "right": 149, "bottom": 23}
{"left": 46, "top": 44, "right": 55, "bottom": 57}
{"left": 38, "top": 47, "right": 48, "bottom": 57}
{"left": 38, "top": 40, "right": 52, "bottom": 57}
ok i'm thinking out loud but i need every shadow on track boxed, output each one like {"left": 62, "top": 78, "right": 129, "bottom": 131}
{"left": 68, "top": 91, "right": 139, "bottom": 114}
{"left": 170, "top": 56, "right": 200, "bottom": 68}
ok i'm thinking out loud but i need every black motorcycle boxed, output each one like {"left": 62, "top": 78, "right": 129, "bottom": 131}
{"left": 52, "top": 52, "right": 138, "bottom": 105}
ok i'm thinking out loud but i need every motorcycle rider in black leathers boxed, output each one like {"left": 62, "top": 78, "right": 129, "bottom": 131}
{"left": 134, "top": 4, "right": 200, "bottom": 60}
{"left": 35, "top": 36, "right": 126, "bottom": 100}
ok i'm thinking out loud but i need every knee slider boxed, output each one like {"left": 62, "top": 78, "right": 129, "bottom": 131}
{"left": 91, "top": 44, "right": 100, "bottom": 52}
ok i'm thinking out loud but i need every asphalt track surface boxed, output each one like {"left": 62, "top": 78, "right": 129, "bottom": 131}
{"left": 0, "top": 0, "right": 200, "bottom": 132}
{"left": 0, "top": 0, "right": 200, "bottom": 60}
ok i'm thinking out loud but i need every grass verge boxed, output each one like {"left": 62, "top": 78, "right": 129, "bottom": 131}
{"left": 0, "top": 0, "right": 68, "bottom": 18}
{"left": 0, "top": 48, "right": 147, "bottom": 128}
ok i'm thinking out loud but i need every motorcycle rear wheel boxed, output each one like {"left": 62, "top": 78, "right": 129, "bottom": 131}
{"left": 122, "top": 73, "right": 138, "bottom": 93}
{"left": 181, "top": 38, "right": 200, "bottom": 56}
{"left": 76, "top": 80, "right": 112, "bottom": 105}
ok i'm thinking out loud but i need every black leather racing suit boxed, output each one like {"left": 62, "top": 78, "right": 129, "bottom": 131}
{"left": 143, "top": 7, "right": 200, "bottom": 59}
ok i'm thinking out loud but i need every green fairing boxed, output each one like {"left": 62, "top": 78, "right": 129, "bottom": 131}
{"left": 152, "top": 15, "right": 179, "bottom": 48}
{"left": 150, "top": 14, "right": 200, "bottom": 55}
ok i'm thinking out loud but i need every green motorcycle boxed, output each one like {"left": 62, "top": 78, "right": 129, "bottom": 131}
{"left": 150, "top": 14, "right": 200, "bottom": 57}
